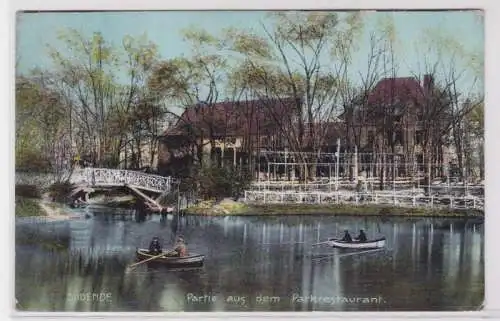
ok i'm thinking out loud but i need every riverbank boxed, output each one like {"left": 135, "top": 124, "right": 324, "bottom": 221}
{"left": 15, "top": 197, "right": 72, "bottom": 251}
{"left": 184, "top": 200, "right": 484, "bottom": 218}
{"left": 15, "top": 197, "right": 46, "bottom": 217}
{"left": 15, "top": 183, "right": 70, "bottom": 218}
{"left": 15, "top": 196, "right": 74, "bottom": 221}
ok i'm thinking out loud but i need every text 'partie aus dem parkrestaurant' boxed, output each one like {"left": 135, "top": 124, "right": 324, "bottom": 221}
{"left": 185, "top": 293, "right": 386, "bottom": 306}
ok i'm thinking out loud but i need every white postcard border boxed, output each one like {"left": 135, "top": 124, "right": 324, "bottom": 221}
{"left": 2, "top": 0, "right": 497, "bottom": 320}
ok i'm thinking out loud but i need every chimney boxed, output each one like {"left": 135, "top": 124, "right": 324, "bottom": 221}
{"left": 423, "top": 74, "right": 434, "bottom": 92}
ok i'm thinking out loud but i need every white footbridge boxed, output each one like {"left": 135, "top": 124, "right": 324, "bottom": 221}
{"left": 70, "top": 168, "right": 173, "bottom": 193}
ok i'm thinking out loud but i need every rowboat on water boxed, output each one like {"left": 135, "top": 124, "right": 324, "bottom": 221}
{"left": 326, "top": 237, "right": 386, "bottom": 249}
{"left": 136, "top": 248, "right": 205, "bottom": 267}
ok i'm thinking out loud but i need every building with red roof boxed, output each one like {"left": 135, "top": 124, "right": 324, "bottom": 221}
{"left": 157, "top": 74, "right": 452, "bottom": 178}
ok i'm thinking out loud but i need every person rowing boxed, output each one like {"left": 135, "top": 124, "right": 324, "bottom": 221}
{"left": 166, "top": 236, "right": 188, "bottom": 257}
{"left": 341, "top": 230, "right": 352, "bottom": 242}
{"left": 356, "top": 229, "right": 367, "bottom": 242}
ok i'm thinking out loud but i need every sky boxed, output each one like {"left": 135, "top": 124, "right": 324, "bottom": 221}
{"left": 15, "top": 10, "right": 484, "bottom": 95}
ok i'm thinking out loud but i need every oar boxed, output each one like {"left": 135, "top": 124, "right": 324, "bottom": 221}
{"left": 126, "top": 251, "right": 169, "bottom": 271}
{"left": 258, "top": 242, "right": 305, "bottom": 246}
{"left": 311, "top": 241, "right": 330, "bottom": 246}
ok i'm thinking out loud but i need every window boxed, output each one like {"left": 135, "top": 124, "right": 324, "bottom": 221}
{"left": 415, "top": 130, "right": 424, "bottom": 145}
{"left": 394, "top": 130, "right": 404, "bottom": 145}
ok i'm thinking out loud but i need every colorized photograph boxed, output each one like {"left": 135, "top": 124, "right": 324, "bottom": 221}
{"left": 14, "top": 10, "right": 484, "bottom": 312}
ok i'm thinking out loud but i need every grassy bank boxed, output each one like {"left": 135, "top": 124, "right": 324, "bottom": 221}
{"left": 15, "top": 197, "right": 47, "bottom": 217}
{"left": 185, "top": 201, "right": 483, "bottom": 218}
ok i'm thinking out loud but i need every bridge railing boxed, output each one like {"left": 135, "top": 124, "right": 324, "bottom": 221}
{"left": 72, "top": 168, "right": 173, "bottom": 192}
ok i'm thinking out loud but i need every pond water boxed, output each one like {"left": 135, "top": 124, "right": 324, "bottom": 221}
{"left": 15, "top": 208, "right": 484, "bottom": 312}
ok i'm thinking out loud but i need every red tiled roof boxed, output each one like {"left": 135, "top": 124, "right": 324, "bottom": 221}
{"left": 163, "top": 97, "right": 299, "bottom": 137}
{"left": 367, "top": 76, "right": 427, "bottom": 106}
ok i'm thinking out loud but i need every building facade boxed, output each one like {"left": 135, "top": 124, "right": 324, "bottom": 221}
{"left": 158, "top": 74, "right": 458, "bottom": 180}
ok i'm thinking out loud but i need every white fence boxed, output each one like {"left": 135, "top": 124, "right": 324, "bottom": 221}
{"left": 243, "top": 190, "right": 484, "bottom": 211}
{"left": 250, "top": 180, "right": 484, "bottom": 196}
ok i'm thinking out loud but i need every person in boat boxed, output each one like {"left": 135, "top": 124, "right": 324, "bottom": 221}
{"left": 341, "top": 230, "right": 352, "bottom": 242}
{"left": 166, "top": 236, "right": 188, "bottom": 257}
{"left": 148, "top": 236, "right": 162, "bottom": 255}
{"left": 356, "top": 229, "right": 368, "bottom": 242}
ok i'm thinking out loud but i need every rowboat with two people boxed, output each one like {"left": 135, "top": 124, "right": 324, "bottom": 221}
{"left": 132, "top": 236, "right": 205, "bottom": 269}
{"left": 314, "top": 229, "right": 386, "bottom": 250}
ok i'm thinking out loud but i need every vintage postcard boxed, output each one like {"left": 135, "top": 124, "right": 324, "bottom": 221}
{"left": 14, "top": 9, "right": 484, "bottom": 312}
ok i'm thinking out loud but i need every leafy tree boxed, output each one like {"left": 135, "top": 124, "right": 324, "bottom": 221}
{"left": 15, "top": 74, "right": 72, "bottom": 181}
{"left": 46, "top": 29, "right": 160, "bottom": 168}
{"left": 223, "top": 12, "right": 364, "bottom": 181}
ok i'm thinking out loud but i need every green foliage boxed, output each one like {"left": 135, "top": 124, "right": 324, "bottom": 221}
{"left": 15, "top": 75, "right": 68, "bottom": 173}
{"left": 41, "top": 29, "right": 165, "bottom": 169}
{"left": 15, "top": 149, "right": 52, "bottom": 172}
{"left": 15, "top": 185, "right": 42, "bottom": 199}
{"left": 15, "top": 197, "right": 45, "bottom": 217}
{"left": 47, "top": 182, "right": 75, "bottom": 203}
{"left": 197, "top": 164, "right": 253, "bottom": 200}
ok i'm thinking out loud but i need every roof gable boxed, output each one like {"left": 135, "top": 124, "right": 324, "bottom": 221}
{"left": 367, "top": 77, "right": 426, "bottom": 106}
{"left": 163, "top": 97, "right": 299, "bottom": 137}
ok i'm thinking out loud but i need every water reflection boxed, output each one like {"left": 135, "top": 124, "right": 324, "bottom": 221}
{"left": 15, "top": 213, "right": 484, "bottom": 312}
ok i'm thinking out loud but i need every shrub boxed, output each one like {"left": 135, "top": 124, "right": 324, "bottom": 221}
{"left": 47, "top": 181, "right": 75, "bottom": 202}
{"left": 196, "top": 164, "right": 253, "bottom": 201}
{"left": 15, "top": 150, "right": 52, "bottom": 173}
{"left": 378, "top": 207, "right": 393, "bottom": 216}
{"left": 15, "top": 184, "right": 41, "bottom": 198}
